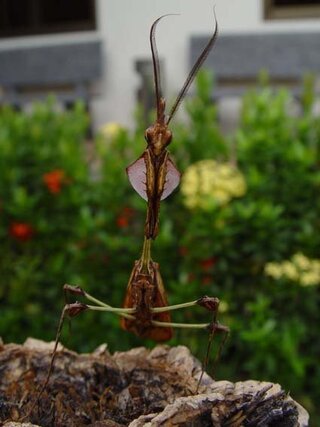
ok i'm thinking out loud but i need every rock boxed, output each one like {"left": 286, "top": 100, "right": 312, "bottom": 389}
{"left": 0, "top": 339, "right": 309, "bottom": 426}
{"left": 4, "top": 424, "right": 40, "bottom": 427}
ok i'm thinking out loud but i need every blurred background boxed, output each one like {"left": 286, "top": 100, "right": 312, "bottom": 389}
{"left": 0, "top": 0, "right": 320, "bottom": 425}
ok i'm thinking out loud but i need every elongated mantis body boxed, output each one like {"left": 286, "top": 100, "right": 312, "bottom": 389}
{"left": 121, "top": 12, "right": 225, "bottom": 342}
{"left": 127, "top": 14, "right": 218, "bottom": 239}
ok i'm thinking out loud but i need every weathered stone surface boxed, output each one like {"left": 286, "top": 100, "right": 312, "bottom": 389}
{"left": 0, "top": 339, "right": 309, "bottom": 426}
{"left": 4, "top": 423, "right": 40, "bottom": 427}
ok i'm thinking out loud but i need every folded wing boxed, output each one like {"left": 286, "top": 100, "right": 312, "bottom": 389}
{"left": 127, "top": 154, "right": 180, "bottom": 201}
{"left": 161, "top": 157, "right": 180, "bottom": 200}
{"left": 126, "top": 154, "right": 148, "bottom": 201}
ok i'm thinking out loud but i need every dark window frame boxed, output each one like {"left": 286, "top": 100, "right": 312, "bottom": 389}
{"left": 264, "top": 0, "right": 320, "bottom": 19}
{"left": 0, "top": 0, "right": 96, "bottom": 39}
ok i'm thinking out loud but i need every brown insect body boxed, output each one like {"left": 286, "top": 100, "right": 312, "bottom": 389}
{"left": 123, "top": 13, "right": 218, "bottom": 340}
{"left": 120, "top": 258, "right": 172, "bottom": 341}
{"left": 127, "top": 99, "right": 180, "bottom": 239}
{"left": 127, "top": 15, "right": 218, "bottom": 240}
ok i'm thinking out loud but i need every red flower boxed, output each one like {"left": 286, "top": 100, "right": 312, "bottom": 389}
{"left": 117, "top": 216, "right": 129, "bottom": 228}
{"left": 43, "top": 169, "right": 66, "bottom": 194}
{"left": 200, "top": 257, "right": 217, "bottom": 271}
{"left": 116, "top": 206, "right": 135, "bottom": 229}
{"left": 9, "top": 222, "right": 34, "bottom": 242}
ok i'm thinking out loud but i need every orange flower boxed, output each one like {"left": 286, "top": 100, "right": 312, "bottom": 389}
{"left": 43, "top": 169, "right": 65, "bottom": 194}
{"left": 9, "top": 222, "right": 34, "bottom": 242}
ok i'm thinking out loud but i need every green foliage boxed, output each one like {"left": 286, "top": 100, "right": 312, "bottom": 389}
{"left": 0, "top": 72, "right": 319, "bottom": 423}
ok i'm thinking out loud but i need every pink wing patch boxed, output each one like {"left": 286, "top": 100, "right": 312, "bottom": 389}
{"left": 126, "top": 155, "right": 148, "bottom": 201}
{"left": 161, "top": 157, "right": 181, "bottom": 200}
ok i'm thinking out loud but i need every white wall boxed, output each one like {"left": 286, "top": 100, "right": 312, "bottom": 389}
{"left": 93, "top": 0, "right": 320, "bottom": 130}
{"left": 1, "top": 0, "right": 320, "bottom": 130}
{"left": 94, "top": 0, "right": 221, "bottom": 129}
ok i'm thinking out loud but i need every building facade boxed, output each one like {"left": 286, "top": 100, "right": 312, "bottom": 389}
{"left": 0, "top": 0, "right": 320, "bottom": 131}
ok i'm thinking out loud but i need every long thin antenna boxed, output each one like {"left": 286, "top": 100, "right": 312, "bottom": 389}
{"left": 150, "top": 14, "right": 178, "bottom": 121}
{"left": 150, "top": 16, "right": 163, "bottom": 119}
{"left": 166, "top": 10, "right": 218, "bottom": 125}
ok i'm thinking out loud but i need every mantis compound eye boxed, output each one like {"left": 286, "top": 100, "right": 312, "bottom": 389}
{"left": 164, "top": 130, "right": 172, "bottom": 146}
{"left": 145, "top": 127, "right": 153, "bottom": 143}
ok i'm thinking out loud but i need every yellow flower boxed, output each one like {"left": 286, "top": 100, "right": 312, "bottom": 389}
{"left": 310, "top": 260, "right": 320, "bottom": 274}
{"left": 264, "top": 262, "right": 283, "bottom": 280}
{"left": 292, "top": 253, "right": 311, "bottom": 270}
{"left": 181, "top": 159, "right": 246, "bottom": 210}
{"left": 281, "top": 261, "right": 299, "bottom": 281}
{"left": 300, "top": 271, "right": 320, "bottom": 287}
{"left": 264, "top": 253, "right": 320, "bottom": 286}
{"left": 100, "top": 122, "right": 122, "bottom": 138}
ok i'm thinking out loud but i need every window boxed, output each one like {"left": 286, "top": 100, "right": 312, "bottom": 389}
{"left": 0, "top": 0, "right": 96, "bottom": 38}
{"left": 264, "top": 0, "right": 320, "bottom": 19}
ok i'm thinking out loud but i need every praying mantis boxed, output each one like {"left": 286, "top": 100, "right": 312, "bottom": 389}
{"left": 62, "top": 10, "right": 228, "bottom": 349}
{"left": 32, "top": 11, "right": 229, "bottom": 409}
{"left": 120, "top": 12, "right": 228, "bottom": 343}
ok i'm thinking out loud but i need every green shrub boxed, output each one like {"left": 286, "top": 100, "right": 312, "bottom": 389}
{"left": 0, "top": 73, "right": 319, "bottom": 423}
